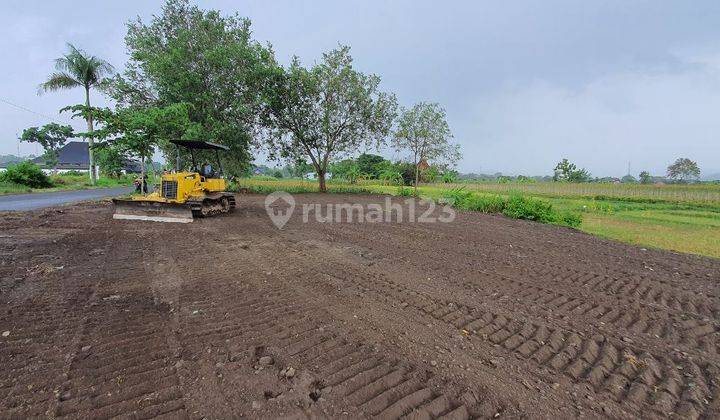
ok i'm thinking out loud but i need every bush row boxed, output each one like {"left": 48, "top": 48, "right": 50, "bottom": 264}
{"left": 441, "top": 188, "right": 582, "bottom": 228}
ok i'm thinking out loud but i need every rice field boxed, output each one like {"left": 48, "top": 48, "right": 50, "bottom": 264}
{"left": 451, "top": 181, "right": 720, "bottom": 204}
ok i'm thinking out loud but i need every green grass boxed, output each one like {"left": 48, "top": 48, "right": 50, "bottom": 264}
{"left": 0, "top": 181, "right": 32, "bottom": 195}
{"left": 233, "top": 177, "right": 720, "bottom": 258}
{"left": 48, "top": 173, "right": 135, "bottom": 190}
{"left": 581, "top": 213, "right": 720, "bottom": 258}
{"left": 0, "top": 173, "right": 135, "bottom": 196}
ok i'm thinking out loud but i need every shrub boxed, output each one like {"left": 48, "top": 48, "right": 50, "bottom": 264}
{"left": 441, "top": 187, "right": 473, "bottom": 206}
{"left": 441, "top": 188, "right": 506, "bottom": 213}
{"left": 501, "top": 195, "right": 582, "bottom": 228}
{"left": 0, "top": 161, "right": 53, "bottom": 188}
{"left": 440, "top": 189, "right": 582, "bottom": 228}
{"left": 397, "top": 186, "right": 416, "bottom": 197}
{"left": 466, "top": 195, "right": 506, "bottom": 213}
{"left": 502, "top": 195, "right": 556, "bottom": 223}
{"left": 560, "top": 212, "right": 582, "bottom": 228}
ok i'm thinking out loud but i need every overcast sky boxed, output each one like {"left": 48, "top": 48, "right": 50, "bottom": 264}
{"left": 2, "top": 0, "right": 719, "bottom": 177}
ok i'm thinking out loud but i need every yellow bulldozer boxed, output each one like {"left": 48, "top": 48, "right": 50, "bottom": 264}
{"left": 112, "top": 140, "right": 236, "bottom": 223}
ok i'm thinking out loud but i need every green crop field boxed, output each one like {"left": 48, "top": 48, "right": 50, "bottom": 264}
{"left": 233, "top": 177, "right": 720, "bottom": 259}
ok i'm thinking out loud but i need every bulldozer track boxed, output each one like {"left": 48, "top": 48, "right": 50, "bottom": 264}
{"left": 310, "top": 221, "right": 720, "bottom": 356}
{"left": 51, "top": 229, "right": 188, "bottom": 419}
{"left": 203, "top": 228, "right": 718, "bottom": 419}
{"left": 316, "top": 265, "right": 718, "bottom": 419}
{"left": 456, "top": 271, "right": 720, "bottom": 355}
{"left": 325, "top": 220, "right": 720, "bottom": 318}
{"left": 169, "top": 238, "right": 496, "bottom": 419}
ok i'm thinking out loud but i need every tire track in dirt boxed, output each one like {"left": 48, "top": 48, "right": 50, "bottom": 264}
{"left": 322, "top": 217, "right": 720, "bottom": 319}
{"left": 510, "top": 261, "right": 720, "bottom": 319}
{"left": 315, "top": 220, "right": 720, "bottom": 358}
{"left": 228, "top": 213, "right": 716, "bottom": 418}
{"left": 167, "top": 226, "right": 500, "bottom": 419}
{"left": 215, "top": 197, "right": 720, "bottom": 418}
{"left": 316, "top": 264, "right": 718, "bottom": 419}
{"left": 455, "top": 270, "right": 720, "bottom": 357}
{"left": 52, "top": 226, "right": 187, "bottom": 419}
{"left": 0, "top": 225, "right": 98, "bottom": 417}
{"left": 378, "top": 206, "right": 719, "bottom": 297}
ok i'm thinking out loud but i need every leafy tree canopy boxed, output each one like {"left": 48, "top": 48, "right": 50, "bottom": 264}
{"left": 553, "top": 158, "right": 591, "bottom": 182}
{"left": 261, "top": 45, "right": 397, "bottom": 191}
{"left": 392, "top": 102, "right": 460, "bottom": 192}
{"left": 110, "top": 0, "right": 275, "bottom": 176}
{"left": 64, "top": 103, "right": 199, "bottom": 190}
{"left": 20, "top": 123, "right": 74, "bottom": 169}
{"left": 356, "top": 153, "right": 386, "bottom": 178}
{"left": 666, "top": 157, "right": 700, "bottom": 182}
{"left": 621, "top": 174, "right": 637, "bottom": 183}
{"left": 329, "top": 159, "right": 358, "bottom": 181}
{"left": 639, "top": 171, "right": 652, "bottom": 184}
{"left": 94, "top": 145, "right": 125, "bottom": 177}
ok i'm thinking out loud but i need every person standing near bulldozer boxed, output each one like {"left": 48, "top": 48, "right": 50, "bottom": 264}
{"left": 133, "top": 174, "right": 148, "bottom": 194}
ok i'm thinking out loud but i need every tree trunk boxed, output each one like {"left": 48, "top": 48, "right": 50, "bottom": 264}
{"left": 84, "top": 86, "right": 96, "bottom": 185}
{"left": 140, "top": 155, "right": 146, "bottom": 194}
{"left": 414, "top": 162, "right": 419, "bottom": 196}
{"left": 318, "top": 170, "right": 327, "bottom": 193}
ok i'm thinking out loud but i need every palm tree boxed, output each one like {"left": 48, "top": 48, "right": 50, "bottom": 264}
{"left": 39, "top": 43, "right": 113, "bottom": 184}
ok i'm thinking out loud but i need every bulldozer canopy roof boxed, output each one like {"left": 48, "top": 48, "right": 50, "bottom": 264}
{"left": 169, "top": 140, "right": 229, "bottom": 151}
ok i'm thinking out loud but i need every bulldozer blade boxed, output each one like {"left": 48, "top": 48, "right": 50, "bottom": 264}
{"left": 112, "top": 199, "right": 194, "bottom": 223}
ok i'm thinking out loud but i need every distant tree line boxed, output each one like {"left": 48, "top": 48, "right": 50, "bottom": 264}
{"left": 253, "top": 152, "right": 459, "bottom": 186}
{"left": 454, "top": 157, "right": 708, "bottom": 185}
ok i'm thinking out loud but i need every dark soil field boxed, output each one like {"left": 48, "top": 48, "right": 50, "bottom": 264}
{"left": 1, "top": 193, "right": 719, "bottom": 419}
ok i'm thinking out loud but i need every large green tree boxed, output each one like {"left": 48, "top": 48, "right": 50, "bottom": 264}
{"left": 261, "top": 46, "right": 397, "bottom": 192}
{"left": 39, "top": 43, "right": 113, "bottom": 184}
{"left": 356, "top": 153, "right": 386, "bottom": 178}
{"left": 20, "top": 123, "right": 74, "bottom": 171}
{"left": 639, "top": 170, "right": 652, "bottom": 184}
{"left": 553, "top": 158, "right": 591, "bottom": 182}
{"left": 392, "top": 102, "right": 460, "bottom": 194}
{"left": 667, "top": 157, "right": 701, "bottom": 182}
{"left": 110, "top": 0, "right": 274, "bottom": 176}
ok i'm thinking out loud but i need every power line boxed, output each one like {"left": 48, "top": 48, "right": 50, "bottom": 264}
{"left": 0, "top": 97, "right": 73, "bottom": 125}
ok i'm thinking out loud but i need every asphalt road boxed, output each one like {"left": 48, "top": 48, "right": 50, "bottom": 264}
{"left": 0, "top": 186, "right": 133, "bottom": 212}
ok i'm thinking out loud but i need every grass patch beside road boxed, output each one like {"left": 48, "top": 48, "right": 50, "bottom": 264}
{"left": 0, "top": 181, "right": 32, "bottom": 195}
{"left": 0, "top": 173, "right": 134, "bottom": 196}
{"left": 48, "top": 173, "right": 134, "bottom": 191}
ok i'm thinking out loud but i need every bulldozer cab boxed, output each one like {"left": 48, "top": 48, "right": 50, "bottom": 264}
{"left": 170, "top": 140, "right": 228, "bottom": 180}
